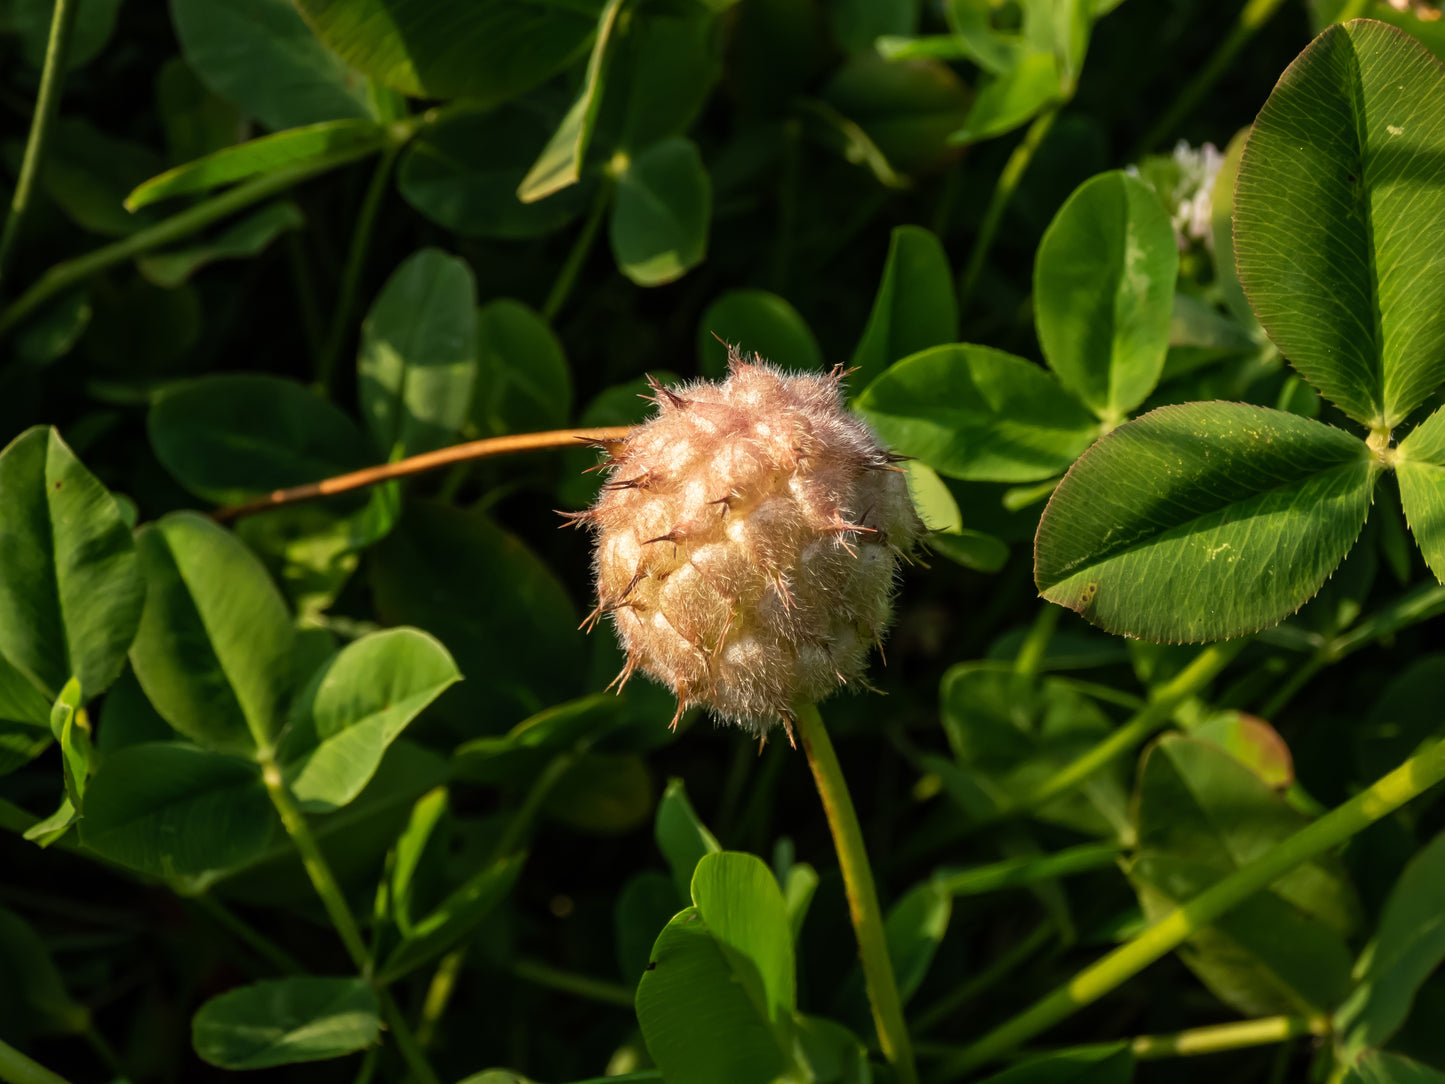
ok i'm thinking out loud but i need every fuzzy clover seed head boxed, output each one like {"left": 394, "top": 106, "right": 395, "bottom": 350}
{"left": 569, "top": 353, "right": 924, "bottom": 741}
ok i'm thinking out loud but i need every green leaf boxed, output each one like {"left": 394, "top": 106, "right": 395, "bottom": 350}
{"left": 369, "top": 501, "right": 584, "bottom": 728}
{"left": 697, "top": 290, "right": 822, "bottom": 378}
{"left": 1344, "top": 1051, "right": 1445, "bottom": 1084}
{"left": 0, "top": 654, "right": 52, "bottom": 774}
{"left": 129, "top": 513, "right": 296, "bottom": 752}
{"left": 148, "top": 374, "right": 372, "bottom": 505}
{"left": 655, "top": 777, "right": 721, "bottom": 903}
{"left": 939, "top": 662, "right": 1131, "bottom": 840}
{"left": 13, "top": 289, "right": 91, "bottom": 366}
{"left": 278, "top": 629, "right": 459, "bottom": 813}
{"left": 1208, "top": 127, "right": 1259, "bottom": 333}
{"left": 473, "top": 299, "right": 572, "bottom": 436}
{"left": 292, "top": 0, "right": 600, "bottom": 103}
{"left": 976, "top": 1043, "right": 1134, "bottom": 1084}
{"left": 80, "top": 742, "right": 274, "bottom": 878}
{"left": 884, "top": 879, "right": 951, "bottom": 1004}
{"left": 795, "top": 1014, "right": 871, "bottom": 1084}
{"left": 379, "top": 852, "right": 526, "bottom": 983}
{"left": 517, "top": 0, "right": 626, "bottom": 203}
{"left": 47, "top": 678, "right": 89, "bottom": 832}
{"left": 39, "top": 120, "right": 163, "bottom": 236}
{"left": 616, "top": 871, "right": 680, "bottom": 983}
{"left": 636, "top": 852, "right": 800, "bottom": 1084}
{"left": 1234, "top": 20, "right": 1445, "bottom": 428}
{"left": 855, "top": 345, "right": 1099, "bottom": 482}
{"left": 609, "top": 137, "right": 711, "bottom": 286}
{"left": 1191, "top": 711, "right": 1294, "bottom": 791}
{"left": 1128, "top": 735, "right": 1359, "bottom": 1016}
{"left": 127, "top": 121, "right": 387, "bottom": 209}
{"left": 850, "top": 225, "right": 958, "bottom": 390}
{"left": 192, "top": 977, "right": 379, "bottom": 1068}
{"left": 614, "top": 8, "right": 723, "bottom": 151}
{"left": 1035, "top": 402, "right": 1378, "bottom": 642}
{"left": 952, "top": 51, "right": 1060, "bottom": 144}
{"left": 1395, "top": 404, "right": 1445, "bottom": 581}
{"left": 452, "top": 694, "right": 625, "bottom": 785}
{"left": 359, "top": 249, "right": 478, "bottom": 457}
{"left": 172, "top": 0, "right": 376, "bottom": 131}
{"left": 0, "top": 427, "right": 143, "bottom": 702}
{"left": 1034, "top": 171, "right": 1178, "bottom": 419}
{"left": 2, "top": 0, "right": 120, "bottom": 71}
{"left": 544, "top": 753, "right": 655, "bottom": 834}
{"left": 136, "top": 201, "right": 305, "bottom": 288}
{"left": 820, "top": 54, "right": 972, "bottom": 176}
{"left": 155, "top": 56, "right": 246, "bottom": 166}
{"left": 398, "top": 106, "right": 592, "bottom": 240}
{"left": 1337, "top": 831, "right": 1445, "bottom": 1053}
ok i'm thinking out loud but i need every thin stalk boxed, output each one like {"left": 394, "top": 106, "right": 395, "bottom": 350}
{"left": 1131, "top": 1014, "right": 1325, "bottom": 1059}
{"left": 512, "top": 958, "right": 635, "bottom": 1008}
{"left": 1014, "top": 603, "right": 1061, "bottom": 679}
{"left": 379, "top": 989, "right": 441, "bottom": 1084}
{"left": 794, "top": 701, "right": 918, "bottom": 1084}
{"left": 936, "top": 735, "right": 1445, "bottom": 1077}
{"left": 542, "top": 180, "right": 610, "bottom": 322}
{"left": 259, "top": 755, "right": 371, "bottom": 974}
{"left": 493, "top": 752, "right": 577, "bottom": 861}
{"left": 0, "top": 1039, "right": 73, "bottom": 1084}
{"left": 935, "top": 842, "right": 1120, "bottom": 898}
{"left": 912, "top": 922, "right": 1055, "bottom": 1035}
{"left": 213, "top": 425, "right": 632, "bottom": 522}
{"left": 317, "top": 143, "right": 400, "bottom": 396}
{"left": 993, "top": 640, "right": 1244, "bottom": 821}
{"left": 958, "top": 106, "right": 1057, "bottom": 313}
{"left": 415, "top": 949, "right": 466, "bottom": 1048}
{"left": 0, "top": 0, "right": 79, "bottom": 289}
{"left": 0, "top": 136, "right": 391, "bottom": 339}
{"left": 1134, "top": 0, "right": 1287, "bottom": 154}
{"left": 190, "top": 892, "right": 304, "bottom": 974}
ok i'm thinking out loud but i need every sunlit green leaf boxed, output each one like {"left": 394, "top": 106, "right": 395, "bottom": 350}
{"left": 850, "top": 226, "right": 957, "bottom": 391}
{"left": 192, "top": 977, "right": 379, "bottom": 1068}
{"left": 698, "top": 290, "right": 822, "bottom": 377}
{"left": 609, "top": 138, "right": 711, "bottom": 286}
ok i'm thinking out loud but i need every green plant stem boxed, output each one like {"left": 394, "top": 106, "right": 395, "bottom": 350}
{"left": 1134, "top": 0, "right": 1287, "bottom": 154}
{"left": 493, "top": 752, "right": 577, "bottom": 861}
{"left": 317, "top": 142, "right": 400, "bottom": 396}
{"left": 913, "top": 922, "right": 1055, "bottom": 1035}
{"left": 935, "top": 842, "right": 1120, "bottom": 897}
{"left": 1260, "top": 582, "right": 1445, "bottom": 718}
{"left": 1014, "top": 603, "right": 1060, "bottom": 679}
{"left": 380, "top": 989, "right": 441, "bottom": 1084}
{"left": 1131, "top": 1014, "right": 1325, "bottom": 1059}
{"left": 259, "top": 755, "right": 372, "bottom": 973}
{"left": 542, "top": 181, "right": 610, "bottom": 323}
{"left": 958, "top": 106, "right": 1057, "bottom": 313}
{"left": 0, "top": 0, "right": 79, "bottom": 291}
{"left": 935, "top": 734, "right": 1445, "bottom": 1078}
{"left": 0, "top": 1039, "right": 74, "bottom": 1084}
{"left": 189, "top": 892, "right": 304, "bottom": 974}
{"left": 0, "top": 138, "right": 387, "bottom": 339}
{"left": 794, "top": 701, "right": 918, "bottom": 1084}
{"left": 993, "top": 640, "right": 1244, "bottom": 822}
{"left": 512, "top": 957, "right": 635, "bottom": 1008}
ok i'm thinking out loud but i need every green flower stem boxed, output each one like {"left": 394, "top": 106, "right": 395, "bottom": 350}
{"left": 542, "top": 179, "right": 611, "bottom": 323}
{"left": 1134, "top": 0, "right": 1287, "bottom": 154}
{"left": 512, "top": 957, "right": 635, "bottom": 1008}
{"left": 0, "top": 137, "right": 392, "bottom": 339}
{"left": 379, "top": 989, "right": 441, "bottom": 1084}
{"left": 936, "top": 734, "right": 1445, "bottom": 1078}
{"left": 259, "top": 756, "right": 372, "bottom": 973}
{"left": 992, "top": 639, "right": 1244, "bottom": 823}
{"left": 1131, "top": 1014, "right": 1325, "bottom": 1059}
{"left": 0, "top": 1039, "right": 73, "bottom": 1084}
{"left": 958, "top": 106, "right": 1058, "bottom": 313}
{"left": 912, "top": 922, "right": 1055, "bottom": 1035}
{"left": 317, "top": 142, "right": 401, "bottom": 396}
{"left": 795, "top": 701, "right": 918, "bottom": 1084}
{"left": 1260, "top": 582, "right": 1445, "bottom": 718}
{"left": 935, "top": 842, "right": 1120, "bottom": 898}
{"left": 0, "top": 0, "right": 79, "bottom": 290}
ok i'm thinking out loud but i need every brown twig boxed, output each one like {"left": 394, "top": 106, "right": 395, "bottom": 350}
{"left": 211, "top": 426, "right": 634, "bottom": 522}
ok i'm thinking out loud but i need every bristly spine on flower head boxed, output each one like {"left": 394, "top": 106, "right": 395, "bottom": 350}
{"left": 566, "top": 349, "right": 924, "bottom": 746}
